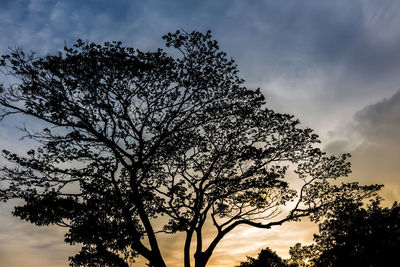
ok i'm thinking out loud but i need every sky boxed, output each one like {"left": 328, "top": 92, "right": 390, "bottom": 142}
{"left": 1, "top": 0, "right": 400, "bottom": 266}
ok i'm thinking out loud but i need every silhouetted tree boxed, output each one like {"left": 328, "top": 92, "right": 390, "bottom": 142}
{"left": 237, "top": 247, "right": 287, "bottom": 267}
{"left": 246, "top": 198, "right": 400, "bottom": 267}
{"left": 286, "top": 243, "right": 314, "bottom": 267}
{"left": 0, "top": 30, "right": 381, "bottom": 267}
{"left": 311, "top": 198, "right": 400, "bottom": 267}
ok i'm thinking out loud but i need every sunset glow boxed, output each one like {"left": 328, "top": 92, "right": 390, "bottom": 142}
{"left": 1, "top": 1, "right": 400, "bottom": 266}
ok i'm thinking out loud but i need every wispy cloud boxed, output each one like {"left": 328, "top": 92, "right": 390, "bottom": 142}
{"left": 0, "top": 200, "right": 78, "bottom": 267}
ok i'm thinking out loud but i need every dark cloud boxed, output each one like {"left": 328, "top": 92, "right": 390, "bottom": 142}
{"left": 326, "top": 90, "right": 400, "bottom": 153}
{"left": 354, "top": 90, "right": 400, "bottom": 142}
{"left": 352, "top": 91, "right": 400, "bottom": 191}
{"left": 218, "top": 0, "right": 400, "bottom": 85}
{"left": 217, "top": 0, "right": 364, "bottom": 79}
{"left": 325, "top": 90, "right": 400, "bottom": 203}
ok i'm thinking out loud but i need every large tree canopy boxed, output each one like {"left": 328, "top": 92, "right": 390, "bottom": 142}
{"left": 0, "top": 31, "right": 380, "bottom": 267}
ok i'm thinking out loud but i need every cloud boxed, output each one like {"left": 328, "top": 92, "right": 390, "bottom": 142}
{"left": 326, "top": 90, "right": 400, "bottom": 150}
{"left": 0, "top": 200, "right": 78, "bottom": 267}
{"left": 325, "top": 90, "right": 400, "bottom": 203}
{"left": 354, "top": 90, "right": 400, "bottom": 142}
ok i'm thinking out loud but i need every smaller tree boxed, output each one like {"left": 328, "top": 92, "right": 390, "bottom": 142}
{"left": 237, "top": 247, "right": 287, "bottom": 267}
{"left": 286, "top": 197, "right": 400, "bottom": 267}
{"left": 312, "top": 198, "right": 400, "bottom": 267}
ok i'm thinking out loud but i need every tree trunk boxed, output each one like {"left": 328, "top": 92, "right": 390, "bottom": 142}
{"left": 194, "top": 252, "right": 211, "bottom": 267}
{"left": 184, "top": 230, "right": 194, "bottom": 267}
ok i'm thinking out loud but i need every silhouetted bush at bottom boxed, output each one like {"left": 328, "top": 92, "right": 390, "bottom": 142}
{"left": 236, "top": 247, "right": 287, "bottom": 267}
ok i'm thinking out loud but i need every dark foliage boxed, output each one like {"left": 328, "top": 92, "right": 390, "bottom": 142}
{"left": 286, "top": 243, "right": 314, "bottom": 267}
{"left": 237, "top": 247, "right": 287, "bottom": 267}
{"left": 284, "top": 198, "right": 400, "bottom": 267}
{"left": 313, "top": 199, "right": 400, "bottom": 267}
{"left": 0, "top": 30, "right": 380, "bottom": 267}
